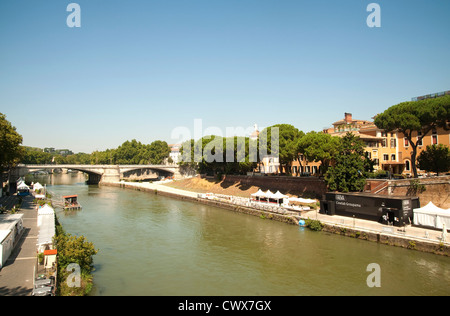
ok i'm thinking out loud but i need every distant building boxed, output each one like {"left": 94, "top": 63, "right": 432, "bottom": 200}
{"left": 324, "top": 113, "right": 402, "bottom": 174}
{"left": 397, "top": 126, "right": 450, "bottom": 176}
{"left": 168, "top": 144, "right": 181, "bottom": 164}
{"left": 411, "top": 90, "right": 450, "bottom": 101}
{"left": 250, "top": 124, "right": 260, "bottom": 141}
{"left": 259, "top": 155, "right": 280, "bottom": 174}
{"left": 324, "top": 105, "right": 450, "bottom": 176}
{"left": 43, "top": 148, "right": 73, "bottom": 156}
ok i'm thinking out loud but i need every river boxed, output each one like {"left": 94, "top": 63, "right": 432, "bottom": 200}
{"left": 28, "top": 173, "right": 450, "bottom": 296}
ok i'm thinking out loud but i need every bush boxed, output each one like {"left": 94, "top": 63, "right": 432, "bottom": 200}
{"left": 305, "top": 218, "right": 324, "bottom": 231}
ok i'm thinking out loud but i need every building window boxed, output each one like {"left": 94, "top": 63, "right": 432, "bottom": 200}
{"left": 391, "top": 154, "right": 396, "bottom": 161}
{"left": 432, "top": 135, "right": 438, "bottom": 144}
{"left": 417, "top": 131, "right": 423, "bottom": 146}
{"left": 390, "top": 138, "right": 396, "bottom": 148}
{"left": 383, "top": 154, "right": 389, "bottom": 161}
{"left": 432, "top": 129, "right": 438, "bottom": 145}
{"left": 405, "top": 160, "right": 410, "bottom": 171}
{"left": 404, "top": 138, "right": 409, "bottom": 147}
{"left": 382, "top": 138, "right": 387, "bottom": 147}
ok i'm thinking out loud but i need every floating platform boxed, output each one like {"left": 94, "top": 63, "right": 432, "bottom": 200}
{"left": 63, "top": 195, "right": 82, "bottom": 210}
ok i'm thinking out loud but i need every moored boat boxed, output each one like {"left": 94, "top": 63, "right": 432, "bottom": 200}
{"left": 63, "top": 195, "right": 82, "bottom": 210}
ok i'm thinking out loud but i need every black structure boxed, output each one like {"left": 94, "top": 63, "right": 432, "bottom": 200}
{"left": 320, "top": 192, "right": 420, "bottom": 227}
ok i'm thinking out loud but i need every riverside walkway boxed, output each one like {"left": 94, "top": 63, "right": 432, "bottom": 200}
{"left": 0, "top": 195, "right": 38, "bottom": 296}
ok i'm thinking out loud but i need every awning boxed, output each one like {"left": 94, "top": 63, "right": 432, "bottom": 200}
{"left": 63, "top": 195, "right": 78, "bottom": 199}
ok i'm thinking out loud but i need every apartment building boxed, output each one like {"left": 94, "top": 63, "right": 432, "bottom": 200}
{"left": 325, "top": 111, "right": 450, "bottom": 176}
{"left": 398, "top": 127, "right": 450, "bottom": 176}
{"left": 323, "top": 113, "right": 402, "bottom": 173}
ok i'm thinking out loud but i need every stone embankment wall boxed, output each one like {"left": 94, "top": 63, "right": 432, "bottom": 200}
{"left": 367, "top": 176, "right": 450, "bottom": 208}
{"left": 321, "top": 224, "right": 449, "bottom": 256}
{"left": 220, "top": 175, "right": 328, "bottom": 199}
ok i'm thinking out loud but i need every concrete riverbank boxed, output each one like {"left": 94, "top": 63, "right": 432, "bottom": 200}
{"left": 102, "top": 180, "right": 450, "bottom": 257}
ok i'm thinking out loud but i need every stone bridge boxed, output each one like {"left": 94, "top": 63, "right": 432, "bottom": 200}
{"left": 11, "top": 164, "right": 181, "bottom": 184}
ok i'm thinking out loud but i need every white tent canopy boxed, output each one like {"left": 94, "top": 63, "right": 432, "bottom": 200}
{"left": 33, "top": 182, "right": 44, "bottom": 191}
{"left": 38, "top": 204, "right": 55, "bottom": 216}
{"left": 251, "top": 189, "right": 266, "bottom": 198}
{"left": 413, "top": 201, "right": 450, "bottom": 229}
{"left": 273, "top": 190, "right": 288, "bottom": 199}
{"left": 265, "top": 190, "right": 274, "bottom": 198}
{"left": 17, "top": 182, "right": 29, "bottom": 191}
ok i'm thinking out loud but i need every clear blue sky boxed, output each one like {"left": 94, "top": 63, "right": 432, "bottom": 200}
{"left": 1, "top": 0, "right": 449, "bottom": 153}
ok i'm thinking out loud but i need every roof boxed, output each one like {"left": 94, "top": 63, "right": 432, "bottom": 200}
{"left": 44, "top": 249, "right": 57, "bottom": 256}
{"left": 331, "top": 130, "right": 383, "bottom": 140}
{"left": 0, "top": 214, "right": 24, "bottom": 243}
{"left": 332, "top": 119, "right": 371, "bottom": 126}
{"left": 63, "top": 195, "right": 78, "bottom": 199}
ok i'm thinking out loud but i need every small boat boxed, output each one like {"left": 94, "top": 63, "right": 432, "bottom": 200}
{"left": 63, "top": 195, "right": 82, "bottom": 210}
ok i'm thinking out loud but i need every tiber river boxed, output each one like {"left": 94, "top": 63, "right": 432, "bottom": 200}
{"left": 29, "top": 173, "right": 449, "bottom": 296}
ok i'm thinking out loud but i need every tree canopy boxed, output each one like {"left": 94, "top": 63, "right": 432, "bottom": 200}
{"left": 325, "top": 132, "right": 368, "bottom": 192}
{"left": 374, "top": 95, "right": 450, "bottom": 177}
{"left": 417, "top": 144, "right": 450, "bottom": 176}
{"left": 0, "top": 113, "right": 24, "bottom": 174}
{"left": 297, "top": 131, "right": 340, "bottom": 176}
{"left": 259, "top": 124, "right": 304, "bottom": 174}
{"left": 21, "top": 139, "right": 171, "bottom": 165}
{"left": 179, "top": 135, "right": 257, "bottom": 176}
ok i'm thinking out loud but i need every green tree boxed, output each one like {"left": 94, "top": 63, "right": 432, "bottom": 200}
{"left": 0, "top": 113, "right": 24, "bottom": 181}
{"left": 149, "top": 140, "right": 170, "bottom": 164}
{"left": 54, "top": 228, "right": 98, "bottom": 296}
{"left": 374, "top": 95, "right": 450, "bottom": 177}
{"left": 259, "top": 124, "right": 304, "bottom": 174}
{"left": 417, "top": 144, "right": 450, "bottom": 176}
{"left": 298, "top": 131, "right": 340, "bottom": 176}
{"left": 22, "top": 147, "right": 53, "bottom": 164}
{"left": 113, "top": 139, "right": 150, "bottom": 164}
{"left": 325, "top": 132, "right": 367, "bottom": 192}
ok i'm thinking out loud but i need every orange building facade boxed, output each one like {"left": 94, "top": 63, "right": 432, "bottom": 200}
{"left": 397, "top": 127, "right": 450, "bottom": 176}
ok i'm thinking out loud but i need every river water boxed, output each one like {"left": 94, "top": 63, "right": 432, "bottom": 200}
{"left": 29, "top": 173, "right": 450, "bottom": 296}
